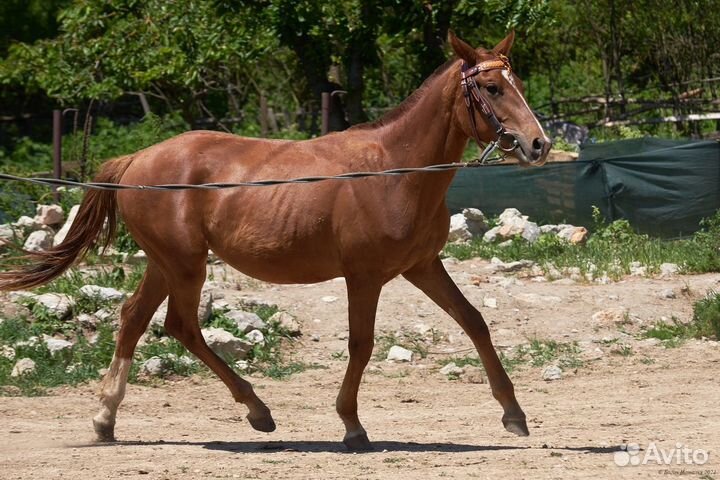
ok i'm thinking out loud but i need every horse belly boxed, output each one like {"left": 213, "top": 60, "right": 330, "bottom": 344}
{"left": 214, "top": 244, "right": 343, "bottom": 284}
{"left": 206, "top": 209, "right": 343, "bottom": 284}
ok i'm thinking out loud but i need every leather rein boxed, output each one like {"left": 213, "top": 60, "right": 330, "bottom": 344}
{"left": 461, "top": 54, "right": 519, "bottom": 162}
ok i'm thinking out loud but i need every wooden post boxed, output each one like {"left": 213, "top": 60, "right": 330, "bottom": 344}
{"left": 260, "top": 94, "right": 269, "bottom": 137}
{"left": 267, "top": 107, "right": 279, "bottom": 134}
{"left": 321, "top": 92, "right": 330, "bottom": 135}
{"left": 52, "top": 109, "right": 62, "bottom": 202}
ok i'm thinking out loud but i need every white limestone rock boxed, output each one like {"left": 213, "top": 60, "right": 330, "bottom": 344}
{"left": 660, "top": 263, "right": 679, "bottom": 277}
{"left": 542, "top": 365, "right": 562, "bottom": 381}
{"left": 43, "top": 336, "right": 74, "bottom": 355}
{"left": 483, "top": 226, "right": 501, "bottom": 243}
{"left": 227, "top": 311, "right": 266, "bottom": 334}
{"left": 0, "top": 345, "right": 16, "bottom": 360}
{"left": 14, "top": 215, "right": 44, "bottom": 232}
{"left": 245, "top": 329, "right": 265, "bottom": 345}
{"left": 386, "top": 345, "right": 413, "bottom": 362}
{"left": 269, "top": 311, "right": 301, "bottom": 336}
{"left": 53, "top": 205, "right": 80, "bottom": 246}
{"left": 21, "top": 293, "right": 75, "bottom": 319}
{"left": 439, "top": 362, "right": 464, "bottom": 376}
{"left": 23, "top": 230, "right": 53, "bottom": 252}
{"left": 35, "top": 204, "right": 64, "bottom": 226}
{"left": 79, "top": 285, "right": 126, "bottom": 302}
{"left": 0, "top": 223, "right": 15, "bottom": 242}
{"left": 448, "top": 208, "right": 488, "bottom": 242}
{"left": 11, "top": 358, "right": 36, "bottom": 377}
{"left": 201, "top": 327, "right": 252, "bottom": 360}
{"left": 140, "top": 357, "right": 166, "bottom": 377}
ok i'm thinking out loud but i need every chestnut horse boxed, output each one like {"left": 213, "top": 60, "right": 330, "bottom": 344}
{"left": 0, "top": 32, "right": 550, "bottom": 450}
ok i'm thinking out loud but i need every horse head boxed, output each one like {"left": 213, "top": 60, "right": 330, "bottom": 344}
{"left": 449, "top": 31, "right": 551, "bottom": 166}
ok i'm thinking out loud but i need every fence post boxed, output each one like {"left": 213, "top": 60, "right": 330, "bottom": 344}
{"left": 321, "top": 92, "right": 330, "bottom": 135}
{"left": 52, "top": 109, "right": 62, "bottom": 202}
{"left": 260, "top": 94, "right": 269, "bottom": 137}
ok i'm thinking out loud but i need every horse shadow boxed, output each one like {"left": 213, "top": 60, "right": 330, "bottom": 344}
{"left": 77, "top": 439, "right": 623, "bottom": 455}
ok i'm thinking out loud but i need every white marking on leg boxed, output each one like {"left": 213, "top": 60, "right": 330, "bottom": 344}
{"left": 93, "top": 355, "right": 132, "bottom": 436}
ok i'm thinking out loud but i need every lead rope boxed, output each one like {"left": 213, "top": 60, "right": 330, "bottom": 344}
{"left": 0, "top": 143, "right": 502, "bottom": 192}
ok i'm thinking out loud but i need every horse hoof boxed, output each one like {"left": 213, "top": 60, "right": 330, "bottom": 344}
{"left": 502, "top": 415, "right": 530, "bottom": 437}
{"left": 343, "top": 432, "right": 373, "bottom": 452}
{"left": 93, "top": 419, "right": 116, "bottom": 442}
{"left": 247, "top": 412, "right": 276, "bottom": 433}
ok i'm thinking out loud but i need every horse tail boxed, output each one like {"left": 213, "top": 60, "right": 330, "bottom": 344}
{"left": 0, "top": 155, "right": 135, "bottom": 291}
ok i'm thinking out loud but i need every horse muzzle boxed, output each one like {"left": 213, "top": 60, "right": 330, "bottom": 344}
{"left": 507, "top": 132, "right": 552, "bottom": 166}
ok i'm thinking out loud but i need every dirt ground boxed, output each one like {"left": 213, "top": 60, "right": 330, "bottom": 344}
{"left": 2, "top": 258, "right": 719, "bottom": 479}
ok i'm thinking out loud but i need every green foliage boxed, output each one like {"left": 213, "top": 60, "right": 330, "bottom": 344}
{"left": 0, "top": 321, "right": 116, "bottom": 396}
{"left": 0, "top": 137, "right": 57, "bottom": 222}
{"left": 208, "top": 303, "right": 314, "bottom": 380}
{"left": 439, "top": 355, "right": 482, "bottom": 369}
{"left": 246, "top": 309, "right": 301, "bottom": 380}
{"left": 498, "top": 338, "right": 583, "bottom": 373}
{"left": 1, "top": 0, "right": 718, "bottom": 139}
{"left": 685, "top": 211, "right": 720, "bottom": 273}
{"left": 690, "top": 292, "right": 720, "bottom": 340}
{"left": 445, "top": 208, "right": 720, "bottom": 280}
{"left": 642, "top": 293, "right": 720, "bottom": 346}
{"left": 0, "top": 260, "right": 314, "bottom": 394}
{"left": 67, "top": 113, "right": 187, "bottom": 178}
{"left": 373, "top": 327, "right": 441, "bottom": 361}
{"left": 36, "top": 263, "right": 144, "bottom": 298}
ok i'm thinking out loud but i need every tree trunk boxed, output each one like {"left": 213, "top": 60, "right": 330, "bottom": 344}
{"left": 345, "top": 52, "right": 367, "bottom": 125}
{"left": 420, "top": 1, "right": 458, "bottom": 79}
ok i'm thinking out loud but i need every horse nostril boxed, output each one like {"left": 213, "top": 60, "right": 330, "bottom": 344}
{"left": 531, "top": 137, "right": 545, "bottom": 160}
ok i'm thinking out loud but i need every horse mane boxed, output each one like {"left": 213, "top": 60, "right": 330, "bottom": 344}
{"left": 349, "top": 57, "right": 459, "bottom": 131}
{"left": 349, "top": 49, "right": 501, "bottom": 132}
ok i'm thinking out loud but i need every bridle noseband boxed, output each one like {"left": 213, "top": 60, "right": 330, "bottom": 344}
{"left": 460, "top": 54, "right": 519, "bottom": 163}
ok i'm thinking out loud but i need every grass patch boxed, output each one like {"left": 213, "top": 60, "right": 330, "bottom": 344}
{"left": 35, "top": 264, "right": 145, "bottom": 298}
{"left": 439, "top": 355, "right": 482, "bottom": 369}
{"left": 373, "top": 328, "right": 440, "bottom": 360}
{"left": 209, "top": 302, "right": 316, "bottom": 380}
{"left": 611, "top": 344, "right": 634, "bottom": 357}
{"left": 443, "top": 207, "right": 720, "bottom": 279}
{"left": 1, "top": 271, "right": 309, "bottom": 394}
{"left": 641, "top": 291, "right": 720, "bottom": 347}
{"left": 498, "top": 339, "right": 583, "bottom": 373}
{"left": 692, "top": 291, "right": 720, "bottom": 339}
{"left": 0, "top": 321, "right": 116, "bottom": 396}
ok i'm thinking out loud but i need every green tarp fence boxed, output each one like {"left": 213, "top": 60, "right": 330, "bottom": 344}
{"left": 447, "top": 138, "right": 720, "bottom": 238}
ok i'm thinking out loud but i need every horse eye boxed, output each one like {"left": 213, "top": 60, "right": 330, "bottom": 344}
{"left": 486, "top": 84, "right": 499, "bottom": 96}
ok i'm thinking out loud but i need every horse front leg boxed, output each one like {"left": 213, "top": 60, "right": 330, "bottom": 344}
{"left": 403, "top": 256, "right": 529, "bottom": 436}
{"left": 336, "top": 278, "right": 382, "bottom": 451}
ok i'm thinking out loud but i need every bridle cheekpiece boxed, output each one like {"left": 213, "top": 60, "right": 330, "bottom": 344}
{"left": 460, "top": 53, "right": 519, "bottom": 164}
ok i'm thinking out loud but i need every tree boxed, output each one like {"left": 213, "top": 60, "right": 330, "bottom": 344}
{"left": 1, "top": 0, "right": 278, "bottom": 126}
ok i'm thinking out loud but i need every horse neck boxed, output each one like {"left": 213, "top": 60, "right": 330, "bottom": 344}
{"left": 376, "top": 65, "right": 468, "bottom": 168}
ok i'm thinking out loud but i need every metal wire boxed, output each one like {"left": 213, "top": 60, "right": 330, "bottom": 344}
{"left": 0, "top": 141, "right": 504, "bottom": 192}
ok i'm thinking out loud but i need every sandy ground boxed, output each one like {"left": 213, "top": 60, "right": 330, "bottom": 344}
{"left": 1, "top": 258, "right": 720, "bottom": 479}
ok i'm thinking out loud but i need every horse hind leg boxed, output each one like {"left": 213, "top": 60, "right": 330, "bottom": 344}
{"left": 161, "top": 255, "right": 275, "bottom": 433}
{"left": 93, "top": 261, "right": 168, "bottom": 441}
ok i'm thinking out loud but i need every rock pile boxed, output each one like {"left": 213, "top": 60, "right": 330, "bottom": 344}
{"left": 447, "top": 207, "right": 588, "bottom": 245}
{"left": 0, "top": 204, "right": 67, "bottom": 250}
{"left": 448, "top": 208, "right": 489, "bottom": 242}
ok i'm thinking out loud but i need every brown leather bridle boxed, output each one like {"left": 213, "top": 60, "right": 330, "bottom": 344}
{"left": 461, "top": 53, "right": 519, "bottom": 160}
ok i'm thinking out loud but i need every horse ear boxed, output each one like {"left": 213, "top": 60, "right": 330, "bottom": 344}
{"left": 492, "top": 30, "right": 515, "bottom": 57}
{"left": 448, "top": 31, "right": 477, "bottom": 64}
